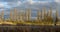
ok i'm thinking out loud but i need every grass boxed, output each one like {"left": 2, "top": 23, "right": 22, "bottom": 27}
{"left": 0, "top": 20, "right": 60, "bottom": 26}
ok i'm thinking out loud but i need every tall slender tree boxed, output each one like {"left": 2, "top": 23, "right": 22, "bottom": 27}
{"left": 54, "top": 7, "right": 58, "bottom": 26}
{"left": 37, "top": 8, "right": 40, "bottom": 21}
{"left": 49, "top": 7, "right": 52, "bottom": 17}
{"left": 10, "top": 9, "right": 12, "bottom": 21}
{"left": 43, "top": 7, "right": 46, "bottom": 21}
{"left": 26, "top": 9, "right": 31, "bottom": 21}
{"left": 1, "top": 10, "right": 4, "bottom": 21}
{"left": 14, "top": 8, "right": 17, "bottom": 21}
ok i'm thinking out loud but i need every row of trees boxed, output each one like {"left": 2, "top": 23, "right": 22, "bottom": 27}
{"left": 0, "top": 7, "right": 59, "bottom": 24}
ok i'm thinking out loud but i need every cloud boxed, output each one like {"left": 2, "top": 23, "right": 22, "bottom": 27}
{"left": 0, "top": 0, "right": 17, "bottom": 2}
{"left": 17, "top": 1, "right": 22, "bottom": 6}
{"left": 38, "top": 1, "right": 49, "bottom": 4}
{"left": 0, "top": 3, "right": 4, "bottom": 8}
{"left": 0, "top": 0, "right": 20, "bottom": 9}
{"left": 55, "top": 0, "right": 60, "bottom": 3}
{"left": 26, "top": 0, "right": 50, "bottom": 4}
{"left": 27, "top": 0, "right": 36, "bottom": 4}
{"left": 0, "top": 0, "right": 54, "bottom": 9}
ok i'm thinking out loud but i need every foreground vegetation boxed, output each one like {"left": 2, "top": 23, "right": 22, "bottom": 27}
{"left": 0, "top": 25, "right": 60, "bottom": 32}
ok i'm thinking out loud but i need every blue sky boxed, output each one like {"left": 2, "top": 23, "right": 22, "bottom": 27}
{"left": 0, "top": 0, "right": 56, "bottom": 9}
{"left": 0, "top": 0, "right": 60, "bottom": 18}
{"left": 0, "top": 0, "right": 59, "bottom": 9}
{"left": 0, "top": 0, "right": 58, "bottom": 9}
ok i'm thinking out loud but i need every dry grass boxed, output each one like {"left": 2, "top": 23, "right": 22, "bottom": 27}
{"left": 0, "top": 20, "right": 59, "bottom": 26}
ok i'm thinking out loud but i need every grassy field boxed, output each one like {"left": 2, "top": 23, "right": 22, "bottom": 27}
{"left": 0, "top": 21, "right": 60, "bottom": 26}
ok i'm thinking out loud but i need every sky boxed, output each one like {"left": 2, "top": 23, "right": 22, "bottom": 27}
{"left": 0, "top": 0, "right": 60, "bottom": 19}
{"left": 0, "top": 0, "right": 60, "bottom": 9}
{"left": 0, "top": 0, "right": 58, "bottom": 10}
{"left": 0, "top": 0, "right": 58, "bottom": 9}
